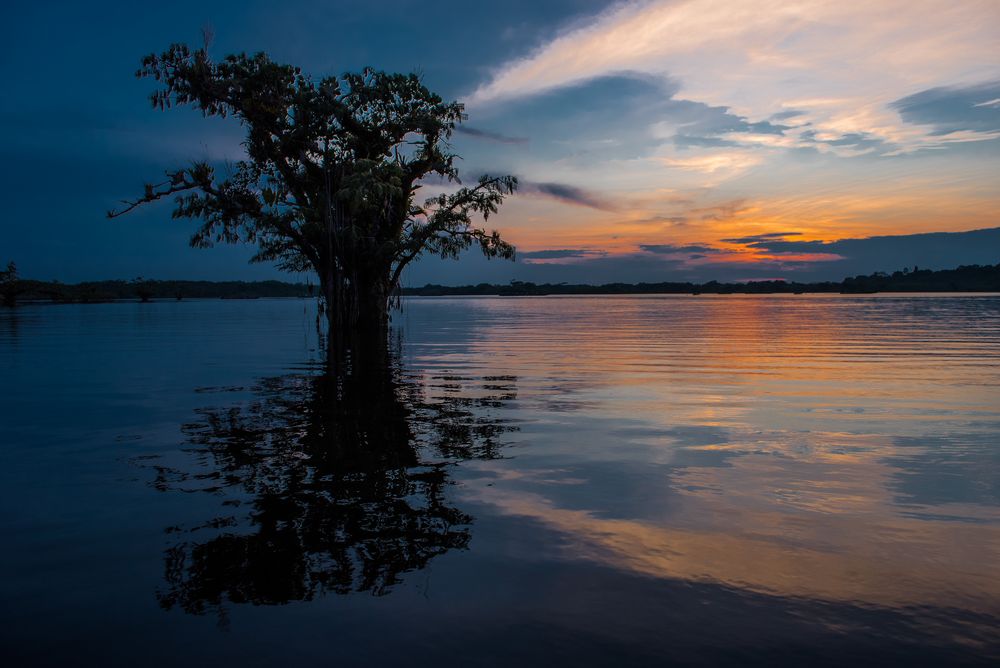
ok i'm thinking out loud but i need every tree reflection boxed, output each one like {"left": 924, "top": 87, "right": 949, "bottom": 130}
{"left": 152, "top": 358, "right": 517, "bottom": 615}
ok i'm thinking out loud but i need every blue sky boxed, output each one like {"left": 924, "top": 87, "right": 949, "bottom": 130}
{"left": 1, "top": 0, "right": 998, "bottom": 284}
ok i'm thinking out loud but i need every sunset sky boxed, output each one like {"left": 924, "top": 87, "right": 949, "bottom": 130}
{"left": 2, "top": 0, "right": 998, "bottom": 283}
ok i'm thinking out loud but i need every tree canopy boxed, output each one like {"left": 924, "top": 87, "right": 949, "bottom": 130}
{"left": 110, "top": 43, "right": 517, "bottom": 367}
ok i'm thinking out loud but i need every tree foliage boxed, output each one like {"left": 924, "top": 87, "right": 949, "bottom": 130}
{"left": 109, "top": 43, "right": 517, "bottom": 365}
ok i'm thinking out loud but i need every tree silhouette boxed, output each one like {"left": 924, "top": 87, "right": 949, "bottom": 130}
{"left": 150, "top": 358, "right": 517, "bottom": 616}
{"left": 1, "top": 262, "right": 21, "bottom": 307}
{"left": 109, "top": 42, "right": 517, "bottom": 371}
{"left": 131, "top": 276, "right": 153, "bottom": 303}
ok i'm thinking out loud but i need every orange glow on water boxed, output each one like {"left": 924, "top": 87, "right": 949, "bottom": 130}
{"left": 406, "top": 295, "right": 1000, "bottom": 620}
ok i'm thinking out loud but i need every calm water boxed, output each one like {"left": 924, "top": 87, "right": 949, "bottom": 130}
{"left": 1, "top": 295, "right": 999, "bottom": 666}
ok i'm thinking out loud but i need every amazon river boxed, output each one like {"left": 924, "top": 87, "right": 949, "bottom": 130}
{"left": 2, "top": 295, "right": 998, "bottom": 665}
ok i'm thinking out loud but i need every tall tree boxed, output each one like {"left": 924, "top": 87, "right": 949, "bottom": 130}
{"left": 109, "top": 43, "right": 517, "bottom": 371}
{"left": 1, "top": 262, "right": 19, "bottom": 307}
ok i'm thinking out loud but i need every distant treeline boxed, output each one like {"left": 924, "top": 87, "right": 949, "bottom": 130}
{"left": 13, "top": 279, "right": 313, "bottom": 303}
{"left": 402, "top": 263, "right": 1000, "bottom": 296}
{"left": 4, "top": 263, "right": 999, "bottom": 305}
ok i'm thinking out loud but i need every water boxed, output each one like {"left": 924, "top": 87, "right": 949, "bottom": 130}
{"left": 1, "top": 295, "right": 998, "bottom": 666}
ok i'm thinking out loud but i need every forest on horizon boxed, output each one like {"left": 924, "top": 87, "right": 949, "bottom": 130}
{"left": 3, "top": 263, "right": 999, "bottom": 304}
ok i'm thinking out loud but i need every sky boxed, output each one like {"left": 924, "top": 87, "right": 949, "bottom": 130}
{"left": 1, "top": 0, "right": 998, "bottom": 285}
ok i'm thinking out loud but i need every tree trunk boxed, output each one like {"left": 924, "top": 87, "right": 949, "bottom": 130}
{"left": 323, "top": 276, "right": 391, "bottom": 377}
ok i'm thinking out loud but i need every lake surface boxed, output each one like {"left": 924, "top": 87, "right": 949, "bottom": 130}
{"left": 2, "top": 295, "right": 999, "bottom": 666}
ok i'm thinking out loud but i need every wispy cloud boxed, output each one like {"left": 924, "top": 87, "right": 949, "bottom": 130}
{"left": 689, "top": 200, "right": 749, "bottom": 221}
{"left": 639, "top": 243, "right": 726, "bottom": 255}
{"left": 521, "top": 249, "right": 607, "bottom": 259}
{"left": 454, "top": 125, "right": 529, "bottom": 145}
{"left": 659, "top": 152, "right": 763, "bottom": 175}
{"left": 521, "top": 181, "right": 617, "bottom": 210}
{"left": 466, "top": 0, "right": 1000, "bottom": 153}
{"left": 721, "top": 232, "right": 803, "bottom": 244}
{"left": 521, "top": 248, "right": 608, "bottom": 264}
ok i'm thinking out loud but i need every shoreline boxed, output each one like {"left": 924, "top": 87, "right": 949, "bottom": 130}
{"left": 6, "top": 291, "right": 1000, "bottom": 307}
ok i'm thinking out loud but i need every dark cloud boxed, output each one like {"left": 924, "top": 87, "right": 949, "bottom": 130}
{"left": 480, "top": 74, "right": 673, "bottom": 164}
{"left": 769, "top": 110, "right": 806, "bottom": 121}
{"left": 744, "top": 239, "right": 833, "bottom": 253}
{"left": 405, "top": 227, "right": 1000, "bottom": 286}
{"left": 737, "top": 228, "right": 1000, "bottom": 271}
{"left": 744, "top": 120, "right": 787, "bottom": 135}
{"left": 721, "top": 232, "right": 802, "bottom": 244}
{"left": 521, "top": 249, "right": 606, "bottom": 259}
{"left": 891, "top": 81, "right": 1000, "bottom": 136}
{"left": 639, "top": 244, "right": 725, "bottom": 255}
{"left": 823, "top": 133, "right": 879, "bottom": 147}
{"left": 800, "top": 129, "right": 889, "bottom": 153}
{"left": 614, "top": 215, "right": 690, "bottom": 228}
{"left": 664, "top": 98, "right": 790, "bottom": 148}
{"left": 522, "top": 181, "right": 616, "bottom": 210}
{"left": 501, "top": 73, "right": 792, "bottom": 156}
{"left": 454, "top": 125, "right": 529, "bottom": 145}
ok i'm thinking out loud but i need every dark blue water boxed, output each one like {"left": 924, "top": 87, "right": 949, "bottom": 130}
{"left": 2, "top": 296, "right": 999, "bottom": 666}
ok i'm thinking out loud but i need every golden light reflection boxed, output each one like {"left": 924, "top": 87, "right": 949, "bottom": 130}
{"left": 467, "top": 479, "right": 1000, "bottom": 612}
{"left": 411, "top": 296, "right": 1000, "bottom": 620}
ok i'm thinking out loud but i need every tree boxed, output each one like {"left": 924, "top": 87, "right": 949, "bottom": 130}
{"left": 1, "top": 261, "right": 20, "bottom": 307}
{"left": 109, "top": 43, "right": 517, "bottom": 372}
{"left": 132, "top": 276, "right": 153, "bottom": 302}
